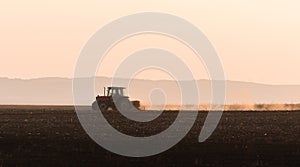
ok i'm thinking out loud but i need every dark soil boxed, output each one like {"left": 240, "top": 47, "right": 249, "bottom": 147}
{"left": 0, "top": 106, "right": 299, "bottom": 166}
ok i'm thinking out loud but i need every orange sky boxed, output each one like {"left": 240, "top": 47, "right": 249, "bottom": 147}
{"left": 0, "top": 0, "right": 299, "bottom": 84}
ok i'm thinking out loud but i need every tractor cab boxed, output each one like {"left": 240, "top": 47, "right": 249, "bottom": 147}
{"left": 106, "top": 87, "right": 126, "bottom": 97}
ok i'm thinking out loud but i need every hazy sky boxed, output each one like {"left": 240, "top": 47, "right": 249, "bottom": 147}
{"left": 0, "top": 0, "right": 299, "bottom": 84}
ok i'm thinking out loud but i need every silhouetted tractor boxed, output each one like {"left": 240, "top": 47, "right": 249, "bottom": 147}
{"left": 92, "top": 87, "right": 140, "bottom": 111}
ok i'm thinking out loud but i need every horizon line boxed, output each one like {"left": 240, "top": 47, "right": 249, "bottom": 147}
{"left": 1, "top": 76, "right": 300, "bottom": 86}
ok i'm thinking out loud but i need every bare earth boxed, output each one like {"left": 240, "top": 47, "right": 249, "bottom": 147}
{"left": 0, "top": 106, "right": 299, "bottom": 166}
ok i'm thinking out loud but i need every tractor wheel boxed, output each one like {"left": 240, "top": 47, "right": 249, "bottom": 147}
{"left": 92, "top": 101, "right": 98, "bottom": 110}
{"left": 98, "top": 102, "right": 108, "bottom": 112}
{"left": 116, "top": 99, "right": 131, "bottom": 111}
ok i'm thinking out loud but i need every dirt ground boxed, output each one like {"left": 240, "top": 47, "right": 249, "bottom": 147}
{"left": 0, "top": 106, "right": 299, "bottom": 166}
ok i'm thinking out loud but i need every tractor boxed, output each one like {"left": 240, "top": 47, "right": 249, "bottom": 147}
{"left": 92, "top": 87, "right": 140, "bottom": 111}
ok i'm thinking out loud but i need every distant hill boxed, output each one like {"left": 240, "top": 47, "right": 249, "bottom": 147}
{"left": 0, "top": 77, "right": 300, "bottom": 105}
